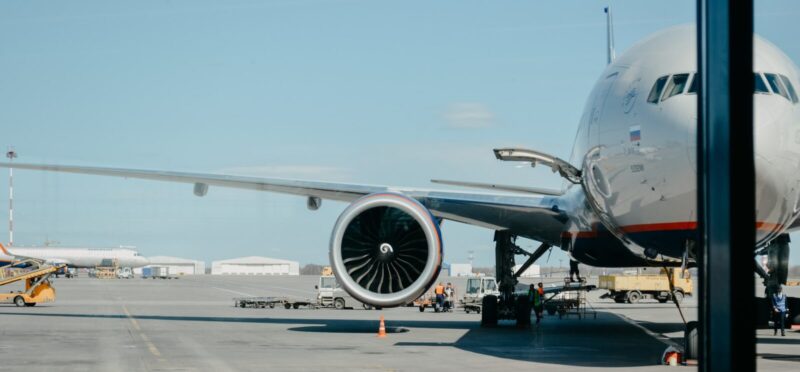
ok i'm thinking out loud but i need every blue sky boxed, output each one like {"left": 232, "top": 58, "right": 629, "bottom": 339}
{"left": 1, "top": 0, "right": 798, "bottom": 266}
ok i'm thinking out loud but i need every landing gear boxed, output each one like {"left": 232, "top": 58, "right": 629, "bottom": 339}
{"left": 480, "top": 231, "right": 550, "bottom": 327}
{"left": 755, "top": 235, "right": 791, "bottom": 328}
{"left": 481, "top": 295, "right": 498, "bottom": 326}
{"left": 515, "top": 297, "right": 532, "bottom": 327}
{"left": 764, "top": 235, "right": 791, "bottom": 292}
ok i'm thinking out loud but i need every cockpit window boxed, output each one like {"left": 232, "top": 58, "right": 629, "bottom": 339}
{"left": 765, "top": 73, "right": 790, "bottom": 101}
{"left": 779, "top": 74, "right": 799, "bottom": 103}
{"left": 647, "top": 76, "right": 669, "bottom": 104}
{"left": 662, "top": 73, "right": 690, "bottom": 100}
{"left": 754, "top": 73, "right": 769, "bottom": 94}
{"left": 653, "top": 72, "right": 795, "bottom": 103}
{"left": 687, "top": 73, "right": 698, "bottom": 94}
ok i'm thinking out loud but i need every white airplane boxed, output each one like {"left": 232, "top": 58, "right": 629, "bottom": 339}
{"left": 0, "top": 243, "right": 149, "bottom": 268}
{"left": 1, "top": 24, "right": 797, "bottom": 322}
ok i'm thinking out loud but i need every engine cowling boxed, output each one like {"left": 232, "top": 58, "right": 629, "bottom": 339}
{"left": 329, "top": 193, "right": 443, "bottom": 307}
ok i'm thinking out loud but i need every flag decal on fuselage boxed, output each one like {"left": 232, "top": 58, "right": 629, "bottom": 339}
{"left": 629, "top": 125, "right": 641, "bottom": 141}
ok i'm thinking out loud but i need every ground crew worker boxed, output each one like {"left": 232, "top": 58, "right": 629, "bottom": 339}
{"left": 569, "top": 260, "right": 581, "bottom": 282}
{"left": 536, "top": 282, "right": 545, "bottom": 321}
{"left": 444, "top": 283, "right": 455, "bottom": 311}
{"left": 772, "top": 285, "right": 788, "bottom": 336}
{"left": 529, "top": 284, "right": 542, "bottom": 324}
{"left": 434, "top": 282, "right": 445, "bottom": 311}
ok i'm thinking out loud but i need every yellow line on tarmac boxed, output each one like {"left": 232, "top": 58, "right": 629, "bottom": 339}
{"left": 122, "top": 305, "right": 162, "bottom": 357}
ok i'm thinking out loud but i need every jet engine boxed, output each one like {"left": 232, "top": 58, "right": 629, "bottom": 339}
{"left": 329, "top": 193, "right": 443, "bottom": 307}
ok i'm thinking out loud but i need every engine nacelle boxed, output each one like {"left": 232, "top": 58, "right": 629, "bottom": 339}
{"left": 329, "top": 193, "right": 443, "bottom": 307}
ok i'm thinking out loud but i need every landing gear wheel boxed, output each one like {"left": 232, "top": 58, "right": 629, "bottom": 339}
{"left": 684, "top": 321, "right": 699, "bottom": 360}
{"left": 418, "top": 306, "right": 425, "bottom": 312}
{"left": 481, "top": 295, "right": 498, "bottom": 327}
{"left": 515, "top": 297, "right": 531, "bottom": 327}
{"left": 293, "top": 303, "right": 301, "bottom": 309}
{"left": 284, "top": 303, "right": 292, "bottom": 309}
{"left": 334, "top": 298, "right": 345, "bottom": 310}
{"left": 269, "top": 304, "right": 275, "bottom": 309}
{"left": 671, "top": 291, "right": 684, "bottom": 304}
{"left": 13, "top": 296, "right": 25, "bottom": 307}
{"left": 626, "top": 291, "right": 642, "bottom": 304}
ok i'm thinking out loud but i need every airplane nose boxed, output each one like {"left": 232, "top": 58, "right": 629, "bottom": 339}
{"left": 753, "top": 105, "right": 800, "bottom": 243}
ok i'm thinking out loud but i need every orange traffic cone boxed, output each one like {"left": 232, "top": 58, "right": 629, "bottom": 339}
{"left": 377, "top": 315, "right": 387, "bottom": 338}
{"left": 661, "top": 346, "right": 682, "bottom": 366}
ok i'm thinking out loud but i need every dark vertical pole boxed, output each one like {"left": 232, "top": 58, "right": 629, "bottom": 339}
{"left": 697, "top": 0, "right": 755, "bottom": 371}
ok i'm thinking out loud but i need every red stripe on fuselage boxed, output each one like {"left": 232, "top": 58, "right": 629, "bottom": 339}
{"left": 563, "top": 221, "right": 783, "bottom": 238}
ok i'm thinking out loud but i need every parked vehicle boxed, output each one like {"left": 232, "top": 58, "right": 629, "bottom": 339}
{"left": 460, "top": 276, "right": 500, "bottom": 314}
{"left": 142, "top": 266, "right": 171, "bottom": 279}
{"left": 599, "top": 269, "right": 692, "bottom": 304}
{"left": 315, "top": 275, "right": 373, "bottom": 309}
{"left": 117, "top": 267, "right": 133, "bottom": 279}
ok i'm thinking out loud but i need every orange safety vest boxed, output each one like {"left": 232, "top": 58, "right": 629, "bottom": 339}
{"left": 538, "top": 287, "right": 544, "bottom": 296}
{"left": 434, "top": 285, "right": 445, "bottom": 295}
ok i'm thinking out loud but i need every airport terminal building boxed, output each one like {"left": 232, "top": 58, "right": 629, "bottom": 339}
{"left": 211, "top": 256, "right": 299, "bottom": 276}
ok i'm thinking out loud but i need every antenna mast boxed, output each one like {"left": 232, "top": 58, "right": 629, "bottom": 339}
{"left": 6, "top": 147, "right": 17, "bottom": 246}
{"left": 605, "top": 6, "right": 616, "bottom": 65}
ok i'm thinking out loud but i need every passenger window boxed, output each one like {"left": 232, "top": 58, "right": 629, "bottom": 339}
{"left": 647, "top": 76, "right": 669, "bottom": 104}
{"left": 687, "top": 73, "right": 698, "bottom": 94}
{"left": 780, "top": 74, "right": 799, "bottom": 103}
{"left": 765, "top": 73, "right": 790, "bottom": 101}
{"left": 662, "top": 73, "right": 690, "bottom": 100}
{"left": 754, "top": 73, "right": 769, "bottom": 94}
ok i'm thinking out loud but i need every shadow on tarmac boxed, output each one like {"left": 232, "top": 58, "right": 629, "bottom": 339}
{"left": 0, "top": 311, "right": 666, "bottom": 367}
{"left": 757, "top": 336, "right": 800, "bottom": 345}
{"left": 758, "top": 353, "right": 800, "bottom": 362}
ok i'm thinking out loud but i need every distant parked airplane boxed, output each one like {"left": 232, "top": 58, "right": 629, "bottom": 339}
{"left": 0, "top": 243, "right": 149, "bottom": 268}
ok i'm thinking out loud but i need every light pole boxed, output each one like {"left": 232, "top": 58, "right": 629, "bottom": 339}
{"left": 6, "top": 148, "right": 16, "bottom": 246}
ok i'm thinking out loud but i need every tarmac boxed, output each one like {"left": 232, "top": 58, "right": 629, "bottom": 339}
{"left": 0, "top": 275, "right": 797, "bottom": 371}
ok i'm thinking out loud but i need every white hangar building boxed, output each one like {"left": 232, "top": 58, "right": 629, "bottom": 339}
{"left": 211, "top": 256, "right": 300, "bottom": 276}
{"left": 135, "top": 256, "right": 206, "bottom": 275}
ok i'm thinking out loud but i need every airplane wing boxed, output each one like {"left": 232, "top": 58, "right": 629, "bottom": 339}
{"left": 787, "top": 218, "right": 800, "bottom": 233}
{"left": 0, "top": 162, "right": 568, "bottom": 246}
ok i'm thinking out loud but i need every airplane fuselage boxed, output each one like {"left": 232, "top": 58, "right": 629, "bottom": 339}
{"left": 559, "top": 26, "right": 800, "bottom": 266}
{"left": 1, "top": 247, "right": 149, "bottom": 268}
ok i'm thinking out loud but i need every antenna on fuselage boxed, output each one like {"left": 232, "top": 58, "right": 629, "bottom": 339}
{"left": 605, "top": 6, "right": 616, "bottom": 65}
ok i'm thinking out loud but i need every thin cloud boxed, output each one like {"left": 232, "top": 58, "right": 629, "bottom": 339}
{"left": 443, "top": 103, "right": 495, "bottom": 129}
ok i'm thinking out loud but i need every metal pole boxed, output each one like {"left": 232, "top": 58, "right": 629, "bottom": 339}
{"left": 5, "top": 148, "right": 16, "bottom": 246}
{"left": 697, "top": 0, "right": 755, "bottom": 370}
